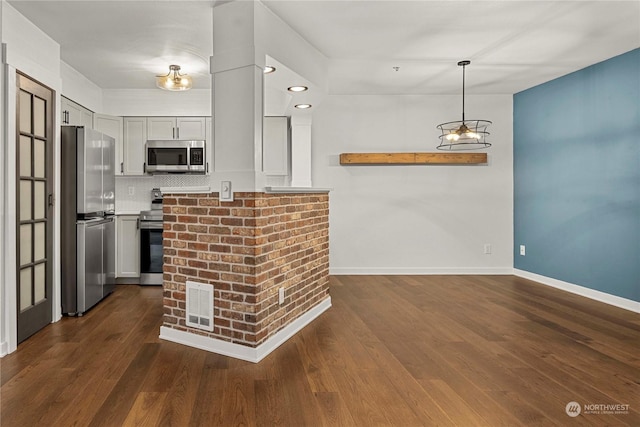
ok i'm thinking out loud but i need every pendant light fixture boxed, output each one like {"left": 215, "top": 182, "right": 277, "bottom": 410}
{"left": 436, "top": 60, "right": 491, "bottom": 150}
{"left": 156, "top": 65, "right": 192, "bottom": 91}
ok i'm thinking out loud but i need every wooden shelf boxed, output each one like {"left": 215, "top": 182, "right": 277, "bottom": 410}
{"left": 339, "top": 152, "right": 488, "bottom": 165}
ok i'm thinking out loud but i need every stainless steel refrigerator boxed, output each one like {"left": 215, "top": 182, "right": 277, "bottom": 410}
{"left": 61, "top": 126, "right": 116, "bottom": 316}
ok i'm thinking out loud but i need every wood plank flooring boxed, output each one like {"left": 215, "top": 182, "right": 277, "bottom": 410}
{"left": 1, "top": 275, "right": 639, "bottom": 426}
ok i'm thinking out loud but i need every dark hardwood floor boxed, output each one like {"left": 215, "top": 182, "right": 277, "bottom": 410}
{"left": 1, "top": 275, "right": 639, "bottom": 426}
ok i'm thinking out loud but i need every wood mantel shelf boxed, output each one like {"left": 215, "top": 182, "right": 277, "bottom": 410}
{"left": 340, "top": 152, "right": 487, "bottom": 165}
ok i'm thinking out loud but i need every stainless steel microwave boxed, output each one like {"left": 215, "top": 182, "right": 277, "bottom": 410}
{"left": 145, "top": 140, "right": 206, "bottom": 174}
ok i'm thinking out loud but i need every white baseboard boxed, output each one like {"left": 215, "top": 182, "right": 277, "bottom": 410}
{"left": 159, "top": 296, "right": 332, "bottom": 363}
{"left": 514, "top": 269, "right": 640, "bottom": 314}
{"left": 330, "top": 267, "right": 513, "bottom": 275}
{"left": 0, "top": 341, "right": 8, "bottom": 358}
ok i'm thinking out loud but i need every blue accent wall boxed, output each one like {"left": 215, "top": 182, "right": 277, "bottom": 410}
{"left": 514, "top": 48, "right": 640, "bottom": 302}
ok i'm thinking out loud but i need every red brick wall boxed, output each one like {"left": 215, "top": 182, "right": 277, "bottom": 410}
{"left": 162, "top": 192, "right": 330, "bottom": 347}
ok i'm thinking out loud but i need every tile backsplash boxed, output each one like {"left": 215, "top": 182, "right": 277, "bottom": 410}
{"left": 115, "top": 174, "right": 212, "bottom": 212}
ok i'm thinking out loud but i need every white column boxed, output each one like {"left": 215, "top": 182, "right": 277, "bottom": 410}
{"left": 211, "top": 1, "right": 266, "bottom": 192}
{"left": 290, "top": 115, "right": 313, "bottom": 187}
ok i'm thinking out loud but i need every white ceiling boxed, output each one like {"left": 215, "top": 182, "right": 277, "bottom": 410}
{"left": 7, "top": 0, "right": 640, "bottom": 95}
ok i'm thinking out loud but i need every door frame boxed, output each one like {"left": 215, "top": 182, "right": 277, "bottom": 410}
{"left": 1, "top": 63, "right": 61, "bottom": 356}
{"left": 15, "top": 71, "right": 56, "bottom": 343}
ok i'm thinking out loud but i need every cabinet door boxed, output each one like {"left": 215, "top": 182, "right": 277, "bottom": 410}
{"left": 147, "top": 117, "right": 177, "bottom": 140}
{"left": 61, "top": 97, "right": 93, "bottom": 127}
{"left": 123, "top": 117, "right": 147, "bottom": 175}
{"left": 116, "top": 215, "right": 140, "bottom": 278}
{"left": 94, "top": 114, "right": 124, "bottom": 175}
{"left": 177, "top": 117, "right": 206, "bottom": 140}
{"left": 81, "top": 109, "right": 94, "bottom": 128}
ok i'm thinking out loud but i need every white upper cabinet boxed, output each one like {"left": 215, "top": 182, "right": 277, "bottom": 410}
{"left": 176, "top": 117, "right": 207, "bottom": 140}
{"left": 94, "top": 114, "right": 124, "bottom": 175}
{"left": 123, "top": 117, "right": 147, "bottom": 176}
{"left": 61, "top": 97, "right": 93, "bottom": 128}
{"left": 147, "top": 117, "right": 206, "bottom": 140}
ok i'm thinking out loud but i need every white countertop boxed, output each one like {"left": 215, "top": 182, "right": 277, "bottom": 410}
{"left": 264, "top": 186, "right": 332, "bottom": 194}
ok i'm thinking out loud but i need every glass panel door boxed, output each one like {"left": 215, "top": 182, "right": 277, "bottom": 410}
{"left": 16, "top": 73, "right": 54, "bottom": 343}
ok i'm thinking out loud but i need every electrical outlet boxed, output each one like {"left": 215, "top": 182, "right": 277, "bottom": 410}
{"left": 278, "top": 288, "right": 285, "bottom": 305}
{"left": 220, "top": 180, "right": 233, "bottom": 202}
{"left": 128, "top": 186, "right": 135, "bottom": 196}
{"left": 484, "top": 244, "right": 492, "bottom": 254}
{"left": 520, "top": 245, "right": 526, "bottom": 256}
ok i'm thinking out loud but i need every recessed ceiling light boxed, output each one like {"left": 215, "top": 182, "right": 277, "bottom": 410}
{"left": 264, "top": 66, "right": 276, "bottom": 74}
{"left": 294, "top": 104, "right": 312, "bottom": 109}
{"left": 288, "top": 86, "right": 308, "bottom": 93}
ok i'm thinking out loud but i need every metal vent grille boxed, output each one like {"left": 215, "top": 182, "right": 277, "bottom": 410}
{"left": 186, "top": 281, "right": 214, "bottom": 332}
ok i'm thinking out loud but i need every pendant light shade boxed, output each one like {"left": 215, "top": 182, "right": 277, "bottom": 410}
{"left": 156, "top": 65, "right": 192, "bottom": 91}
{"left": 437, "top": 60, "right": 491, "bottom": 150}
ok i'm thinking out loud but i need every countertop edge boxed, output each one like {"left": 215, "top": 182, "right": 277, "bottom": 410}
{"left": 264, "top": 186, "right": 332, "bottom": 194}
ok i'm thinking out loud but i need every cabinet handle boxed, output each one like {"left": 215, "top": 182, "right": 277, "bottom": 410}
{"left": 206, "top": 162, "right": 209, "bottom": 174}
{"left": 48, "top": 194, "right": 54, "bottom": 207}
{"left": 120, "top": 162, "right": 123, "bottom": 174}
{"left": 172, "top": 127, "right": 175, "bottom": 139}
{"left": 136, "top": 218, "right": 140, "bottom": 229}
{"left": 143, "top": 162, "right": 146, "bottom": 173}
{"left": 176, "top": 127, "right": 179, "bottom": 139}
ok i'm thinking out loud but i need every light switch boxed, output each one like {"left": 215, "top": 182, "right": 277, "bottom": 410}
{"left": 220, "top": 180, "right": 233, "bottom": 202}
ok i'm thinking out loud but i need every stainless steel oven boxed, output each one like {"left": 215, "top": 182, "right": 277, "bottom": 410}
{"left": 139, "top": 195, "right": 163, "bottom": 285}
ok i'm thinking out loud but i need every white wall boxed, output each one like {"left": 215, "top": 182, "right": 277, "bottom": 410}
{"left": 1, "top": 0, "right": 63, "bottom": 355}
{"left": 102, "top": 89, "right": 211, "bottom": 116}
{"left": 60, "top": 61, "right": 102, "bottom": 112}
{"left": 312, "top": 94, "right": 513, "bottom": 274}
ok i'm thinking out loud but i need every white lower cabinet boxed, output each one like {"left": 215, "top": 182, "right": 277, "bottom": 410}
{"left": 116, "top": 215, "right": 140, "bottom": 278}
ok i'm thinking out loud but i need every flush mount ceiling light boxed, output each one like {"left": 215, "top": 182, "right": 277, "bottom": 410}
{"left": 294, "top": 104, "right": 312, "bottom": 109}
{"left": 287, "top": 85, "right": 308, "bottom": 92}
{"left": 156, "top": 65, "right": 192, "bottom": 91}
{"left": 264, "top": 66, "right": 276, "bottom": 74}
{"left": 436, "top": 60, "right": 491, "bottom": 150}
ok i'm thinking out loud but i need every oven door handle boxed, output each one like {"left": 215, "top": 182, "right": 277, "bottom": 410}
{"left": 139, "top": 222, "right": 164, "bottom": 230}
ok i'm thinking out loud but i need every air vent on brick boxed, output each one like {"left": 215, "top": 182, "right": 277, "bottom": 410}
{"left": 186, "top": 281, "right": 214, "bottom": 332}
